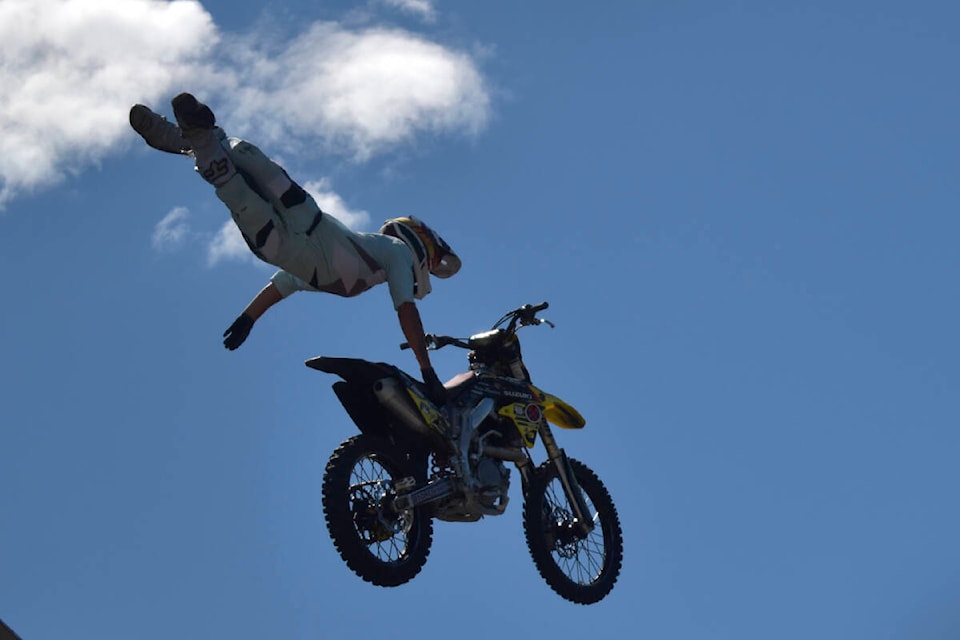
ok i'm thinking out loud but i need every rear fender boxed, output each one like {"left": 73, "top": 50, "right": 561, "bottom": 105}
{"left": 331, "top": 381, "right": 395, "bottom": 440}
{"left": 307, "top": 356, "right": 426, "bottom": 450}
{"left": 305, "top": 356, "right": 399, "bottom": 384}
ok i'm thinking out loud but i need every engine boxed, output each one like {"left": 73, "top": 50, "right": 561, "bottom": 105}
{"left": 429, "top": 418, "right": 513, "bottom": 522}
{"left": 474, "top": 455, "right": 510, "bottom": 510}
{"left": 472, "top": 419, "right": 513, "bottom": 511}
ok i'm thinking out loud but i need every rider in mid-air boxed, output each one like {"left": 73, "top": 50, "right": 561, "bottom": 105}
{"left": 129, "top": 93, "right": 460, "bottom": 403}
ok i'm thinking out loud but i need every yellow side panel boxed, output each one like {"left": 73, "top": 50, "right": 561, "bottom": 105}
{"left": 497, "top": 402, "right": 540, "bottom": 448}
{"left": 405, "top": 387, "right": 447, "bottom": 433}
{"left": 543, "top": 393, "right": 586, "bottom": 429}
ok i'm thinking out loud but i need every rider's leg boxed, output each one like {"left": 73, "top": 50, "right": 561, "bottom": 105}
{"left": 171, "top": 93, "right": 318, "bottom": 231}
{"left": 229, "top": 141, "right": 320, "bottom": 235}
{"left": 171, "top": 93, "right": 236, "bottom": 187}
{"left": 214, "top": 173, "right": 291, "bottom": 264}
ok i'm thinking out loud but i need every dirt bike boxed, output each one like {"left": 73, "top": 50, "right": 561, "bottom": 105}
{"left": 306, "top": 302, "right": 623, "bottom": 604}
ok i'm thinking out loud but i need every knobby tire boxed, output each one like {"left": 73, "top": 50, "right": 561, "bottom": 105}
{"left": 322, "top": 434, "right": 433, "bottom": 587}
{"left": 523, "top": 458, "right": 623, "bottom": 604}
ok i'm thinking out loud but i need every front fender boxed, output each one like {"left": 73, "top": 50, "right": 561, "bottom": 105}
{"left": 542, "top": 393, "right": 586, "bottom": 430}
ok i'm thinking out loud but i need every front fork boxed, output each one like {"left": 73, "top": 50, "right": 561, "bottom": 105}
{"left": 538, "top": 423, "right": 594, "bottom": 538}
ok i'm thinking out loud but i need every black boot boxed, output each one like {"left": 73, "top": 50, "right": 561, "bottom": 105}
{"left": 170, "top": 93, "right": 235, "bottom": 186}
{"left": 171, "top": 92, "right": 216, "bottom": 131}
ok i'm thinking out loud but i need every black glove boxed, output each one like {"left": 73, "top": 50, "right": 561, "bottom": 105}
{"left": 420, "top": 367, "right": 447, "bottom": 406}
{"left": 223, "top": 314, "right": 254, "bottom": 350}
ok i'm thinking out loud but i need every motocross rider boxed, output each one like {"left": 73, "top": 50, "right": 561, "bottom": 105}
{"left": 129, "top": 93, "right": 461, "bottom": 404}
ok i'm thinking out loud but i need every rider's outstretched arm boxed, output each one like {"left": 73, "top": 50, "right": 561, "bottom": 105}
{"left": 397, "top": 302, "right": 431, "bottom": 370}
{"left": 241, "top": 282, "right": 283, "bottom": 321}
{"left": 397, "top": 302, "right": 446, "bottom": 403}
{"left": 222, "top": 282, "right": 283, "bottom": 350}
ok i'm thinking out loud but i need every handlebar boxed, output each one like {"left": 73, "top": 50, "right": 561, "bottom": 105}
{"left": 513, "top": 301, "right": 549, "bottom": 327}
{"left": 399, "top": 334, "right": 471, "bottom": 351}
{"left": 439, "top": 334, "right": 470, "bottom": 349}
{"left": 400, "top": 301, "right": 553, "bottom": 351}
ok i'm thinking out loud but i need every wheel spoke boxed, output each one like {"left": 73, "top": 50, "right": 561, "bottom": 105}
{"left": 522, "top": 458, "right": 622, "bottom": 604}
{"left": 345, "top": 454, "right": 412, "bottom": 562}
{"left": 543, "top": 476, "right": 608, "bottom": 585}
{"left": 323, "top": 435, "right": 433, "bottom": 587}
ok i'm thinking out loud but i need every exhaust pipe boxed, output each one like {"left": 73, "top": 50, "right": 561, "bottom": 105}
{"left": 373, "top": 377, "right": 432, "bottom": 437}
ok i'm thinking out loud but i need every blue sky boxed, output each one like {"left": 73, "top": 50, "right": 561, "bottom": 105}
{"left": 2, "top": 0, "right": 959, "bottom": 638}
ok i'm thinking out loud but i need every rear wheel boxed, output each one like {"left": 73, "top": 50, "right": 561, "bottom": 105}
{"left": 322, "top": 435, "right": 433, "bottom": 586}
{"left": 523, "top": 458, "right": 623, "bottom": 604}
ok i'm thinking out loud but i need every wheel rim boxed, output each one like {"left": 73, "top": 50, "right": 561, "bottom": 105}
{"left": 540, "top": 476, "right": 608, "bottom": 586}
{"left": 348, "top": 454, "right": 414, "bottom": 563}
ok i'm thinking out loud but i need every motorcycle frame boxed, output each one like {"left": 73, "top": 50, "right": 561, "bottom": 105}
{"left": 394, "top": 373, "right": 595, "bottom": 536}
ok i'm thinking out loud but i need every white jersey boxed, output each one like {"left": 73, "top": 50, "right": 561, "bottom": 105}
{"left": 213, "top": 137, "right": 417, "bottom": 309}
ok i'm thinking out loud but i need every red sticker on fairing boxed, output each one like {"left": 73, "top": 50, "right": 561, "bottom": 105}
{"left": 525, "top": 404, "right": 542, "bottom": 422}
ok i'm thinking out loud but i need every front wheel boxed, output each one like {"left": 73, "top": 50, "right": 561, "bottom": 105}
{"left": 523, "top": 458, "right": 623, "bottom": 604}
{"left": 322, "top": 434, "right": 433, "bottom": 587}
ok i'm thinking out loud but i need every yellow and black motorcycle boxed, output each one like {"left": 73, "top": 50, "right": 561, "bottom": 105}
{"left": 307, "top": 302, "right": 623, "bottom": 604}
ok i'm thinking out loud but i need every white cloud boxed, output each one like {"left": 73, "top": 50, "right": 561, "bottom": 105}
{"left": 152, "top": 206, "right": 192, "bottom": 251}
{"left": 381, "top": 0, "right": 437, "bottom": 22}
{"left": 206, "top": 220, "right": 252, "bottom": 267}
{"left": 303, "top": 180, "right": 371, "bottom": 230}
{"left": 223, "top": 24, "right": 490, "bottom": 160}
{"left": 0, "top": 0, "right": 217, "bottom": 207}
{"left": 0, "top": 0, "right": 491, "bottom": 210}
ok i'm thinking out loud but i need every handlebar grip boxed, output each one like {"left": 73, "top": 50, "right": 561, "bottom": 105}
{"left": 399, "top": 342, "right": 411, "bottom": 350}
{"left": 520, "top": 301, "right": 548, "bottom": 315}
